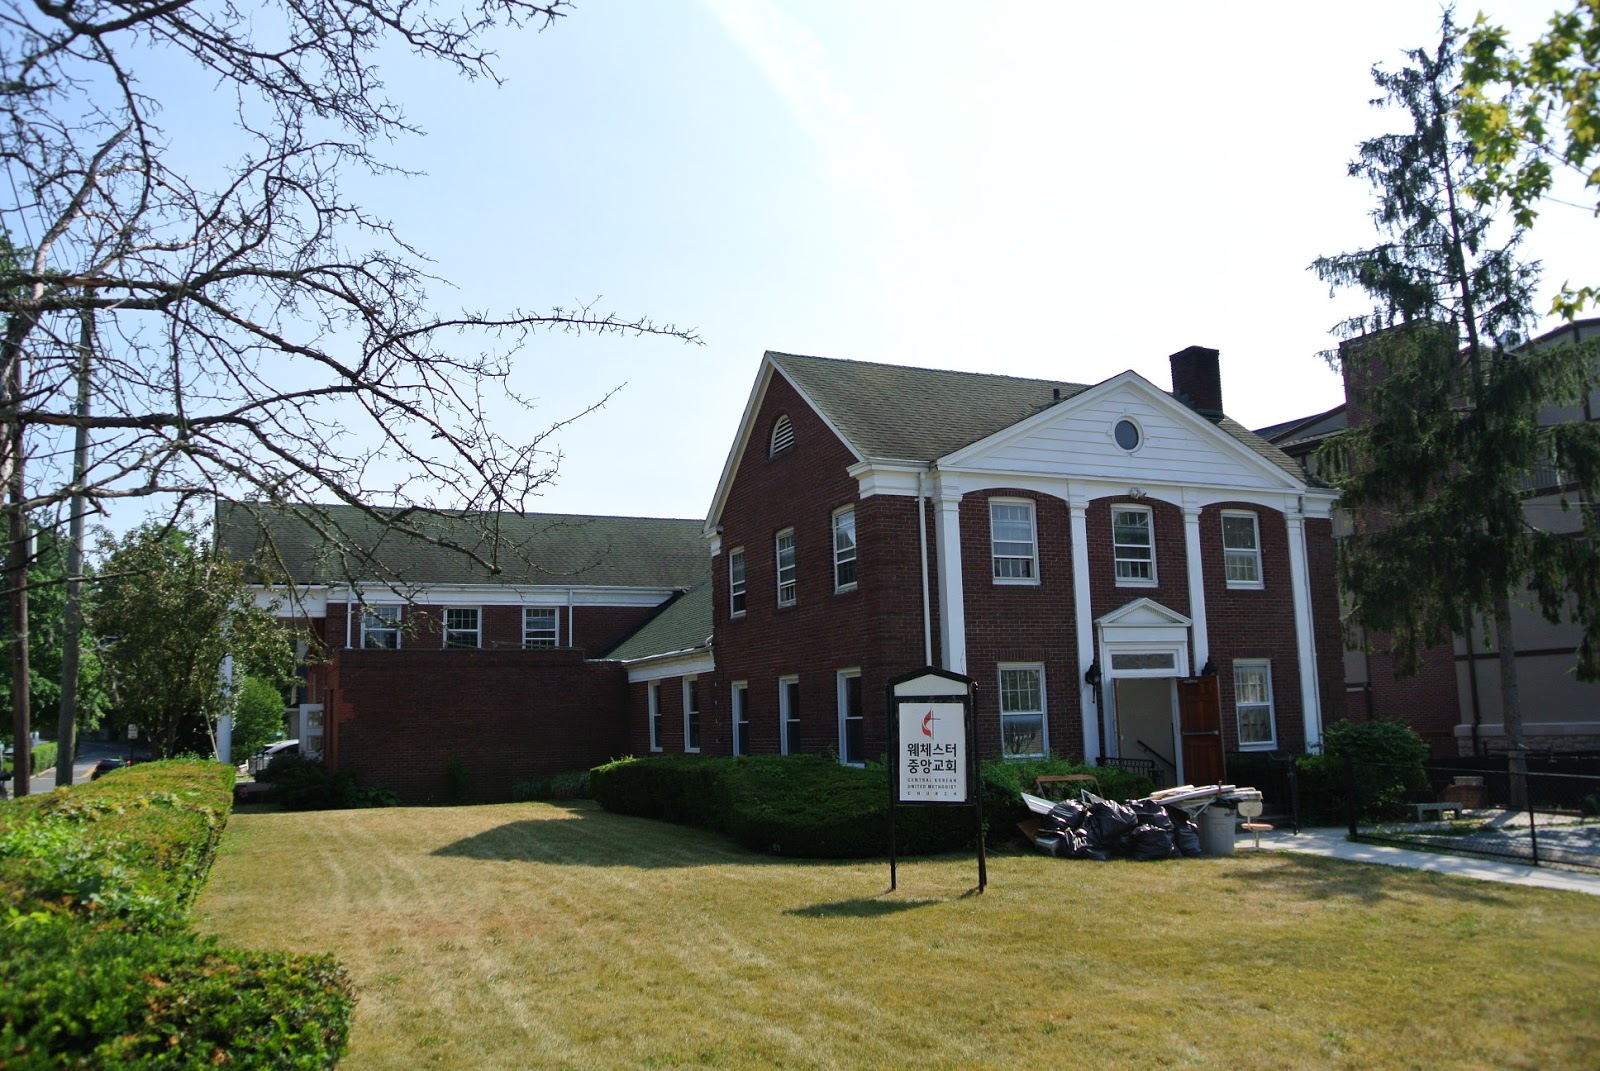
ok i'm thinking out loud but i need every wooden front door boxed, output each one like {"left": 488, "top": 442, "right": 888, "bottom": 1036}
{"left": 1177, "top": 676, "right": 1225, "bottom": 785}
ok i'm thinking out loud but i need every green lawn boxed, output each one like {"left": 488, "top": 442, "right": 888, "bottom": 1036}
{"left": 195, "top": 801, "right": 1600, "bottom": 1071}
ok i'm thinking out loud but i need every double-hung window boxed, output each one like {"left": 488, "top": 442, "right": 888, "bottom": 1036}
{"left": 775, "top": 528, "right": 797, "bottom": 607}
{"left": 648, "top": 682, "right": 663, "bottom": 752}
{"left": 1113, "top": 505, "right": 1155, "bottom": 584}
{"left": 732, "top": 682, "right": 750, "bottom": 756}
{"left": 683, "top": 676, "right": 701, "bottom": 753}
{"left": 998, "top": 665, "right": 1047, "bottom": 758}
{"left": 990, "top": 500, "right": 1038, "bottom": 582}
{"left": 1233, "top": 660, "right": 1276, "bottom": 749}
{"left": 1222, "top": 511, "right": 1263, "bottom": 588}
{"left": 833, "top": 507, "right": 857, "bottom": 591}
{"left": 728, "top": 548, "right": 747, "bottom": 617}
{"left": 360, "top": 605, "right": 401, "bottom": 649}
{"left": 444, "top": 607, "right": 481, "bottom": 649}
{"left": 837, "top": 669, "right": 864, "bottom": 765}
{"left": 523, "top": 607, "right": 558, "bottom": 648}
{"left": 779, "top": 676, "right": 800, "bottom": 755}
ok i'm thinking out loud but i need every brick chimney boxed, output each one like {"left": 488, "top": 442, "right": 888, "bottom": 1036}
{"left": 1169, "top": 345, "right": 1223, "bottom": 419}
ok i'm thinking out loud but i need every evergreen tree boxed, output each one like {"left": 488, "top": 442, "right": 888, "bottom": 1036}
{"left": 1310, "top": 15, "right": 1600, "bottom": 773}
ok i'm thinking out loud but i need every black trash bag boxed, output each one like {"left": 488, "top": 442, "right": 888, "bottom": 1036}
{"left": 1072, "top": 835, "right": 1111, "bottom": 862}
{"left": 1164, "top": 807, "right": 1204, "bottom": 857}
{"left": 1044, "top": 799, "right": 1088, "bottom": 831}
{"left": 1130, "top": 797, "right": 1167, "bottom": 819}
{"left": 1126, "top": 822, "right": 1178, "bottom": 861}
{"left": 1084, "top": 798, "right": 1140, "bottom": 846}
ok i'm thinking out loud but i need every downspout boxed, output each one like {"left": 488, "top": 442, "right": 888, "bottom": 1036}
{"left": 567, "top": 588, "right": 575, "bottom": 648}
{"left": 918, "top": 470, "right": 932, "bottom": 665}
{"left": 344, "top": 588, "right": 353, "bottom": 650}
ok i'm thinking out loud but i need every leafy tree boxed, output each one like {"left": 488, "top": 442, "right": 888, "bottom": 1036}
{"left": 92, "top": 522, "right": 296, "bottom": 759}
{"left": 1310, "top": 16, "right": 1600, "bottom": 779}
{"left": 230, "top": 676, "right": 291, "bottom": 764}
{"left": 0, "top": 525, "right": 107, "bottom": 734}
{"left": 1461, "top": 1, "right": 1600, "bottom": 318}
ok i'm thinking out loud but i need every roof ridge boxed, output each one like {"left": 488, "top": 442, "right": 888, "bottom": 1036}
{"left": 767, "top": 350, "right": 1092, "bottom": 391}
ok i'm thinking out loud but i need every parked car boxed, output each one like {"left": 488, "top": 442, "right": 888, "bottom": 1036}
{"left": 245, "top": 739, "right": 299, "bottom": 776}
{"left": 90, "top": 758, "right": 132, "bottom": 780}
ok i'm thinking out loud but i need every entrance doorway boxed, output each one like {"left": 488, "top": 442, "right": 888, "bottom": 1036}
{"left": 1113, "top": 678, "right": 1177, "bottom": 786}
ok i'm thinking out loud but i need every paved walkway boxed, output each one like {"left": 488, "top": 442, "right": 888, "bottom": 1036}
{"left": 1248, "top": 825, "right": 1600, "bottom": 896}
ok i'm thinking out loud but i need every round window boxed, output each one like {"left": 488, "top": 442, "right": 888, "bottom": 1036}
{"left": 1113, "top": 419, "right": 1140, "bottom": 451}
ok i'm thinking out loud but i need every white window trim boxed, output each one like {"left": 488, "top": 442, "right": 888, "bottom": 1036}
{"left": 731, "top": 680, "right": 750, "bottom": 756}
{"left": 989, "top": 498, "right": 1040, "bottom": 586}
{"left": 522, "top": 606, "right": 559, "bottom": 648}
{"left": 836, "top": 668, "right": 864, "bottom": 766}
{"left": 444, "top": 606, "right": 481, "bottom": 649}
{"left": 775, "top": 528, "right": 797, "bottom": 607}
{"left": 648, "top": 681, "right": 663, "bottom": 752}
{"left": 1221, "top": 510, "right": 1264, "bottom": 590}
{"left": 1233, "top": 659, "right": 1278, "bottom": 751}
{"left": 997, "top": 663, "right": 1049, "bottom": 759}
{"left": 360, "top": 605, "right": 401, "bottom": 649}
{"left": 779, "top": 675, "right": 800, "bottom": 756}
{"left": 832, "top": 506, "right": 858, "bottom": 593}
{"left": 729, "top": 547, "right": 747, "bottom": 618}
{"left": 1113, "top": 504, "right": 1158, "bottom": 587}
{"left": 682, "top": 676, "right": 701, "bottom": 754}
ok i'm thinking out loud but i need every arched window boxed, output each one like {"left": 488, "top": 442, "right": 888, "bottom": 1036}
{"left": 770, "top": 414, "right": 795, "bottom": 456}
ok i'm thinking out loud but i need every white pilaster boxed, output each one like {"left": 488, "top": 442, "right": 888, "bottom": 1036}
{"left": 1069, "top": 499, "right": 1099, "bottom": 761}
{"left": 1285, "top": 511, "right": 1325, "bottom": 751}
{"left": 1183, "top": 504, "right": 1210, "bottom": 673}
{"left": 933, "top": 487, "right": 967, "bottom": 674}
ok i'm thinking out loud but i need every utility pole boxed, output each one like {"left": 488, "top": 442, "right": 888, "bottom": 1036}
{"left": 55, "top": 296, "right": 93, "bottom": 786}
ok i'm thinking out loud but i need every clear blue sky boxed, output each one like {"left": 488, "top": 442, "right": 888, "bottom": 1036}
{"left": 147, "top": 1, "right": 1600, "bottom": 525}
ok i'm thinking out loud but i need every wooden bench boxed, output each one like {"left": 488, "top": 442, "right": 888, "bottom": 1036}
{"left": 1410, "top": 801, "right": 1466, "bottom": 822}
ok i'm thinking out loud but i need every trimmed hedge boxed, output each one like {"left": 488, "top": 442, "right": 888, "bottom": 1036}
{"left": 0, "top": 760, "right": 355, "bottom": 1068}
{"left": 0, "top": 919, "right": 352, "bottom": 1070}
{"left": 590, "top": 754, "right": 1155, "bottom": 859}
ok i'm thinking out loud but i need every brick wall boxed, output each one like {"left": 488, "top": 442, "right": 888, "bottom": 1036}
{"left": 1086, "top": 496, "right": 1191, "bottom": 620}
{"left": 1198, "top": 503, "right": 1305, "bottom": 753}
{"left": 958, "top": 489, "right": 1083, "bottom": 760}
{"left": 710, "top": 371, "right": 931, "bottom": 762}
{"left": 326, "top": 647, "right": 628, "bottom": 803}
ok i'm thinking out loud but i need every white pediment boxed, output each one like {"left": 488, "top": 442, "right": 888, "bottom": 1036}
{"left": 1096, "top": 597, "right": 1191, "bottom": 630}
{"left": 937, "top": 371, "right": 1300, "bottom": 492}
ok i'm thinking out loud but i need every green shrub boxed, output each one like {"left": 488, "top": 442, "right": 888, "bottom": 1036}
{"left": 0, "top": 917, "right": 354, "bottom": 1070}
{"left": 0, "top": 761, "right": 355, "bottom": 1069}
{"left": 1297, "top": 719, "right": 1430, "bottom": 824}
{"left": 256, "top": 754, "right": 398, "bottom": 810}
{"left": 0, "top": 739, "right": 58, "bottom": 775}
{"left": 592, "top": 754, "right": 1161, "bottom": 859}
{"left": 0, "top": 759, "right": 234, "bottom": 917}
{"left": 511, "top": 770, "right": 591, "bottom": 801}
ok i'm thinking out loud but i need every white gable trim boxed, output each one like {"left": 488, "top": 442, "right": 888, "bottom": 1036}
{"left": 703, "top": 354, "right": 866, "bottom": 536}
{"left": 1096, "top": 597, "right": 1192, "bottom": 630}
{"left": 623, "top": 647, "right": 716, "bottom": 683}
{"left": 935, "top": 370, "right": 1305, "bottom": 492}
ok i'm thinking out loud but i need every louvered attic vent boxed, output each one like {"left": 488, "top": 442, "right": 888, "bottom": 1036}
{"left": 770, "top": 414, "right": 794, "bottom": 456}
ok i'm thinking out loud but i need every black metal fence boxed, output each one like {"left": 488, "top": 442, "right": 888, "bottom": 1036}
{"left": 1345, "top": 753, "right": 1600, "bottom": 872}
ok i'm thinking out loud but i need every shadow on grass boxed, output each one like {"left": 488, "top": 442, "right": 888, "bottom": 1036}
{"left": 784, "top": 897, "right": 941, "bottom": 918}
{"left": 1239, "top": 852, "right": 1516, "bottom": 906}
{"left": 432, "top": 807, "right": 885, "bottom": 870}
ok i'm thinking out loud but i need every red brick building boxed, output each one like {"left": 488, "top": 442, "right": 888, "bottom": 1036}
{"left": 223, "top": 344, "right": 1344, "bottom": 800}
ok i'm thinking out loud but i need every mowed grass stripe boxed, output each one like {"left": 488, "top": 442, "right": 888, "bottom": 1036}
{"left": 196, "top": 801, "right": 1600, "bottom": 1071}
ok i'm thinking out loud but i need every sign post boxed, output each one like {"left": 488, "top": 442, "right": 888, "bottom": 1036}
{"left": 886, "top": 667, "right": 984, "bottom": 893}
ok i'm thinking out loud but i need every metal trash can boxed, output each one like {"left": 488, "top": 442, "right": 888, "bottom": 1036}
{"left": 1199, "top": 806, "right": 1236, "bottom": 856}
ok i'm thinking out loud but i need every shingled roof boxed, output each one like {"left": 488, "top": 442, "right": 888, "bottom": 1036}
{"left": 768, "top": 351, "right": 1311, "bottom": 484}
{"left": 604, "top": 581, "right": 712, "bottom": 661}
{"left": 216, "top": 502, "right": 709, "bottom": 589}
